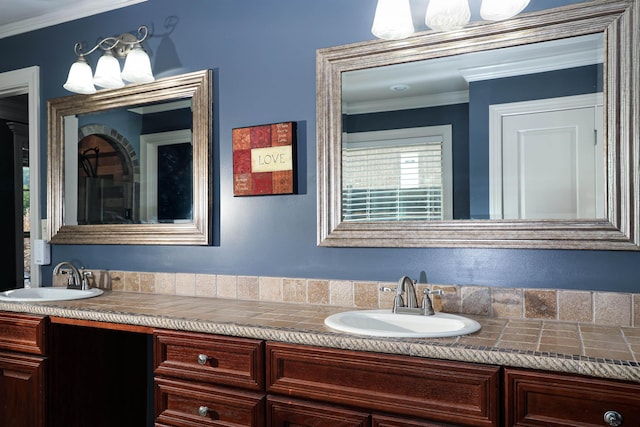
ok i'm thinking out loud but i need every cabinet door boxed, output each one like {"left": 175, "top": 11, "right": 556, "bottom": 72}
{"left": 505, "top": 368, "right": 640, "bottom": 426}
{"left": 267, "top": 395, "right": 370, "bottom": 427}
{"left": 372, "top": 413, "right": 461, "bottom": 426}
{"left": 155, "top": 376, "right": 265, "bottom": 427}
{"left": 0, "top": 351, "right": 46, "bottom": 427}
{"left": 267, "top": 342, "right": 500, "bottom": 427}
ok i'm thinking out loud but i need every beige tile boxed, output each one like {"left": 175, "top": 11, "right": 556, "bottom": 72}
{"left": 491, "top": 288, "right": 523, "bottom": 319}
{"left": 124, "top": 272, "right": 140, "bottom": 292}
{"left": 308, "top": 280, "right": 329, "bottom": 305}
{"left": 109, "top": 271, "right": 125, "bottom": 291}
{"left": 139, "top": 272, "right": 155, "bottom": 293}
{"left": 433, "top": 285, "right": 460, "bottom": 313}
{"left": 354, "top": 282, "right": 379, "bottom": 309}
{"left": 558, "top": 290, "right": 592, "bottom": 323}
{"left": 195, "top": 274, "right": 216, "bottom": 298}
{"left": 538, "top": 344, "right": 581, "bottom": 355}
{"left": 175, "top": 273, "right": 196, "bottom": 296}
{"left": 634, "top": 294, "right": 640, "bottom": 328}
{"left": 524, "top": 289, "right": 557, "bottom": 319}
{"left": 496, "top": 340, "right": 538, "bottom": 351}
{"left": 155, "top": 273, "right": 176, "bottom": 295}
{"left": 461, "top": 286, "right": 491, "bottom": 316}
{"left": 260, "top": 276, "right": 282, "bottom": 302}
{"left": 237, "top": 276, "right": 258, "bottom": 300}
{"left": 378, "top": 281, "right": 397, "bottom": 309}
{"left": 329, "top": 280, "right": 353, "bottom": 307}
{"left": 216, "top": 275, "right": 237, "bottom": 299}
{"left": 283, "top": 278, "right": 306, "bottom": 304}
{"left": 582, "top": 347, "right": 633, "bottom": 360}
{"left": 593, "top": 292, "right": 631, "bottom": 326}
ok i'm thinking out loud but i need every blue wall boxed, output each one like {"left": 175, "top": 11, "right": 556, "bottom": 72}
{"left": 3, "top": 0, "right": 637, "bottom": 293}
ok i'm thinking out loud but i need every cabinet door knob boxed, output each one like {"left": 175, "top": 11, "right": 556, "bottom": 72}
{"left": 197, "top": 354, "right": 209, "bottom": 365}
{"left": 604, "top": 410, "right": 623, "bottom": 426}
{"left": 198, "top": 406, "right": 209, "bottom": 417}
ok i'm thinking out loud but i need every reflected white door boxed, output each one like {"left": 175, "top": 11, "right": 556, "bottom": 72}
{"left": 501, "top": 106, "right": 602, "bottom": 219}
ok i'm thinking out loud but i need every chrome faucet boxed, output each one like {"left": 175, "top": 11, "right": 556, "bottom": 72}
{"left": 53, "top": 261, "right": 82, "bottom": 290}
{"left": 380, "top": 275, "right": 443, "bottom": 316}
{"left": 395, "top": 275, "right": 418, "bottom": 312}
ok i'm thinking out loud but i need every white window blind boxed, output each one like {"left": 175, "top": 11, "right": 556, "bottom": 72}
{"left": 342, "top": 139, "right": 446, "bottom": 221}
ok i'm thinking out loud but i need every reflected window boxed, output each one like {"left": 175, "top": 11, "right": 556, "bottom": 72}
{"left": 342, "top": 125, "right": 452, "bottom": 221}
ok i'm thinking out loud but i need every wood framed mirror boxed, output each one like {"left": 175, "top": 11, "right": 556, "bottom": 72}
{"left": 48, "top": 69, "right": 212, "bottom": 245}
{"left": 317, "top": 0, "right": 639, "bottom": 249}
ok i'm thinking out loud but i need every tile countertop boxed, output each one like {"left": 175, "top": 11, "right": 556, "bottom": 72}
{"left": 0, "top": 291, "right": 638, "bottom": 383}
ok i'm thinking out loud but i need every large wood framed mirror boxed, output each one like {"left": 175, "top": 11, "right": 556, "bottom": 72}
{"left": 317, "top": 0, "right": 639, "bottom": 249}
{"left": 48, "top": 69, "right": 212, "bottom": 245}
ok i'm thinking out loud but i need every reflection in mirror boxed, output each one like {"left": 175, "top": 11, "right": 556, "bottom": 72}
{"left": 317, "top": 0, "right": 639, "bottom": 249}
{"left": 341, "top": 34, "right": 604, "bottom": 222}
{"left": 64, "top": 100, "right": 192, "bottom": 225}
{"left": 48, "top": 70, "right": 212, "bottom": 245}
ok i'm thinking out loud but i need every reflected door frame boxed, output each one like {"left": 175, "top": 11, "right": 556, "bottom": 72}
{"left": 0, "top": 67, "right": 41, "bottom": 287}
{"left": 489, "top": 93, "right": 604, "bottom": 220}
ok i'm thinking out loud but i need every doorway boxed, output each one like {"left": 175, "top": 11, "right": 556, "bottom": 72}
{"left": 0, "top": 67, "right": 41, "bottom": 290}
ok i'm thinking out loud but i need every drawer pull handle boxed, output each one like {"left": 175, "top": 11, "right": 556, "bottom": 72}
{"left": 604, "top": 410, "right": 623, "bottom": 426}
{"left": 197, "top": 354, "right": 209, "bottom": 365}
{"left": 198, "top": 406, "right": 209, "bottom": 417}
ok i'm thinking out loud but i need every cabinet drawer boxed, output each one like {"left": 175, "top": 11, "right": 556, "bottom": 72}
{"left": 154, "top": 330, "right": 264, "bottom": 391}
{"left": 505, "top": 368, "right": 640, "bottom": 427}
{"left": 267, "top": 395, "right": 370, "bottom": 427}
{"left": 155, "top": 377, "right": 265, "bottom": 427}
{"left": 266, "top": 342, "right": 500, "bottom": 427}
{"left": 0, "top": 312, "right": 47, "bottom": 355}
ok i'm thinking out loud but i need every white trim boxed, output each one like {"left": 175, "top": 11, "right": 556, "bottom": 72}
{"left": 0, "top": 1, "right": 149, "bottom": 39}
{"left": 489, "top": 93, "right": 604, "bottom": 219}
{"left": 0, "top": 66, "right": 41, "bottom": 286}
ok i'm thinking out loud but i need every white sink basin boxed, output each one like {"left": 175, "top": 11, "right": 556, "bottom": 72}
{"left": 324, "top": 309, "right": 481, "bottom": 338}
{"left": 0, "top": 287, "right": 103, "bottom": 302}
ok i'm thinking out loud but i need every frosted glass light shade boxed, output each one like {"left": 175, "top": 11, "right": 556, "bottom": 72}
{"left": 121, "top": 45, "right": 155, "bottom": 84}
{"left": 63, "top": 57, "right": 96, "bottom": 94}
{"left": 371, "top": 0, "right": 414, "bottom": 40}
{"left": 426, "top": 0, "right": 471, "bottom": 32}
{"left": 93, "top": 51, "right": 125, "bottom": 89}
{"left": 481, "top": 0, "right": 530, "bottom": 21}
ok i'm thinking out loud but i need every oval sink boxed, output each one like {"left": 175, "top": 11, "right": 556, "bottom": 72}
{"left": 324, "top": 309, "right": 481, "bottom": 338}
{"left": 0, "top": 287, "right": 103, "bottom": 302}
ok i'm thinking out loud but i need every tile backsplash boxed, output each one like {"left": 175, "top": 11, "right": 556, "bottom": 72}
{"left": 55, "top": 270, "right": 639, "bottom": 328}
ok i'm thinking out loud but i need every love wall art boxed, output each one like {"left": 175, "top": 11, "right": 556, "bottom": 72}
{"left": 232, "top": 121, "right": 297, "bottom": 196}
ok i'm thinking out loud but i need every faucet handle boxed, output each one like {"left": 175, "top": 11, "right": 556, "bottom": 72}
{"left": 80, "top": 269, "right": 93, "bottom": 290}
{"left": 425, "top": 289, "right": 443, "bottom": 296}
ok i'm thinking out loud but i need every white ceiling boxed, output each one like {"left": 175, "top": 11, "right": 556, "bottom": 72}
{"left": 0, "top": 0, "right": 148, "bottom": 39}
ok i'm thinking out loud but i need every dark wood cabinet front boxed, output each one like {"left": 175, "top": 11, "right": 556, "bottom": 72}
{"left": 0, "top": 351, "right": 46, "bottom": 427}
{"left": 505, "top": 368, "right": 640, "bottom": 427}
{"left": 266, "top": 342, "right": 500, "bottom": 427}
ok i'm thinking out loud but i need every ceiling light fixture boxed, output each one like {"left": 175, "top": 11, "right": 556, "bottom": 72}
{"left": 371, "top": 0, "right": 415, "bottom": 40}
{"left": 63, "top": 25, "right": 154, "bottom": 95}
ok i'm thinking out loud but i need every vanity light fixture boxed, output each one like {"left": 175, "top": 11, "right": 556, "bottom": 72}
{"left": 480, "top": 0, "right": 531, "bottom": 21}
{"left": 63, "top": 25, "right": 154, "bottom": 95}
{"left": 425, "top": 0, "right": 471, "bottom": 32}
{"left": 371, "top": 0, "right": 414, "bottom": 40}
{"left": 371, "top": 0, "right": 531, "bottom": 39}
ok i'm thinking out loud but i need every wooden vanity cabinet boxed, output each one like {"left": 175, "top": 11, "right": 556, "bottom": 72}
{"left": 505, "top": 368, "right": 640, "bottom": 426}
{"left": 153, "top": 329, "right": 265, "bottom": 427}
{"left": 266, "top": 342, "right": 501, "bottom": 427}
{"left": 0, "top": 312, "right": 48, "bottom": 427}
